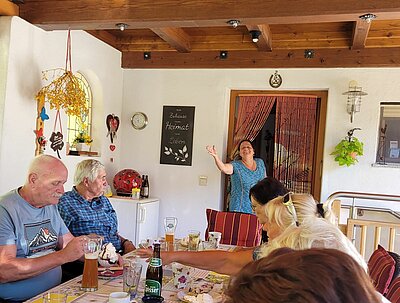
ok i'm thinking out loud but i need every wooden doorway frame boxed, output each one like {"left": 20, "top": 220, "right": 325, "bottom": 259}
{"left": 226, "top": 90, "right": 328, "bottom": 206}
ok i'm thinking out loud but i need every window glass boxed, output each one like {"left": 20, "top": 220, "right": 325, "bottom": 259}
{"left": 67, "top": 72, "right": 92, "bottom": 147}
{"left": 376, "top": 102, "right": 400, "bottom": 164}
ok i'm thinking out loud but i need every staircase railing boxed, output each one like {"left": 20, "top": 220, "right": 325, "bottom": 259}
{"left": 326, "top": 191, "right": 400, "bottom": 219}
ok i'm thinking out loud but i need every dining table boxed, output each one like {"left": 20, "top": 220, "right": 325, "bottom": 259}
{"left": 24, "top": 244, "right": 235, "bottom": 303}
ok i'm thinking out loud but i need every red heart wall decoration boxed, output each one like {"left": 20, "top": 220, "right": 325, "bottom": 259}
{"left": 110, "top": 145, "right": 116, "bottom": 151}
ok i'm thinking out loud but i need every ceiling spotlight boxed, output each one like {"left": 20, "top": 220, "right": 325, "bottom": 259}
{"left": 116, "top": 23, "right": 128, "bottom": 31}
{"left": 304, "top": 49, "right": 315, "bottom": 59}
{"left": 227, "top": 19, "right": 241, "bottom": 28}
{"left": 359, "top": 13, "right": 377, "bottom": 23}
{"left": 143, "top": 52, "right": 151, "bottom": 60}
{"left": 249, "top": 30, "right": 261, "bottom": 43}
{"left": 219, "top": 51, "right": 228, "bottom": 59}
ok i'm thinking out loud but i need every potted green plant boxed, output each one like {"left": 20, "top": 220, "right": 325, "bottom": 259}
{"left": 331, "top": 128, "right": 364, "bottom": 166}
{"left": 73, "top": 132, "right": 93, "bottom": 151}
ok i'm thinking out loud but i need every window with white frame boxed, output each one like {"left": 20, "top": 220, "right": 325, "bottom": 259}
{"left": 376, "top": 102, "right": 400, "bottom": 165}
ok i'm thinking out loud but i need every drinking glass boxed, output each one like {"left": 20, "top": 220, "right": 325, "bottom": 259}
{"left": 81, "top": 235, "right": 102, "bottom": 291}
{"left": 123, "top": 259, "right": 143, "bottom": 299}
{"left": 188, "top": 230, "right": 200, "bottom": 251}
{"left": 164, "top": 217, "right": 178, "bottom": 249}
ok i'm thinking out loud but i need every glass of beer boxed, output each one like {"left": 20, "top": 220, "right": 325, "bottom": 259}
{"left": 81, "top": 235, "right": 102, "bottom": 291}
{"left": 164, "top": 217, "right": 178, "bottom": 250}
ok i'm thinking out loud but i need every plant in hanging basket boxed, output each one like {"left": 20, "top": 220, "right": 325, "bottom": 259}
{"left": 331, "top": 129, "right": 364, "bottom": 166}
{"left": 35, "top": 31, "right": 88, "bottom": 118}
{"left": 36, "top": 70, "right": 88, "bottom": 118}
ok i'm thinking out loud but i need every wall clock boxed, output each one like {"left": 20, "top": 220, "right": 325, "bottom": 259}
{"left": 131, "top": 112, "right": 148, "bottom": 130}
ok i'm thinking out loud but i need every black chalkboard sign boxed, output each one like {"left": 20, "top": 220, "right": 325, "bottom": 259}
{"left": 160, "top": 106, "right": 195, "bottom": 166}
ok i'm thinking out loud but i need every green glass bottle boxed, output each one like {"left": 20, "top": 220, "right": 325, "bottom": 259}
{"left": 144, "top": 243, "right": 163, "bottom": 296}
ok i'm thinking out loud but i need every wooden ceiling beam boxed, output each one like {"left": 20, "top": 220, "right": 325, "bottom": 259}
{"left": 18, "top": 0, "right": 400, "bottom": 30}
{"left": 122, "top": 47, "right": 400, "bottom": 68}
{"left": 86, "top": 30, "right": 118, "bottom": 49}
{"left": 351, "top": 19, "right": 371, "bottom": 50}
{"left": 246, "top": 24, "right": 273, "bottom": 52}
{"left": 151, "top": 28, "right": 191, "bottom": 53}
{"left": 0, "top": 0, "right": 19, "bottom": 16}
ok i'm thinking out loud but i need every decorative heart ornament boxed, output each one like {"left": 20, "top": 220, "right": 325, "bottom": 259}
{"left": 106, "top": 114, "right": 120, "bottom": 143}
{"left": 110, "top": 145, "right": 116, "bottom": 151}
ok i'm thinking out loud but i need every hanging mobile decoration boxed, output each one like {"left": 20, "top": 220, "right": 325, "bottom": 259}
{"left": 35, "top": 30, "right": 87, "bottom": 156}
{"left": 269, "top": 70, "right": 283, "bottom": 88}
{"left": 106, "top": 114, "right": 120, "bottom": 145}
{"left": 34, "top": 93, "right": 49, "bottom": 155}
{"left": 50, "top": 110, "right": 64, "bottom": 159}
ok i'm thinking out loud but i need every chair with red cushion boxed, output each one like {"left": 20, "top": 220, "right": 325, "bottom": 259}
{"left": 368, "top": 245, "right": 396, "bottom": 295}
{"left": 205, "top": 209, "right": 262, "bottom": 247}
{"left": 387, "top": 276, "right": 400, "bottom": 303}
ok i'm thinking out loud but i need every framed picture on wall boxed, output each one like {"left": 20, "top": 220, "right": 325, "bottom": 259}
{"left": 160, "top": 106, "right": 195, "bottom": 166}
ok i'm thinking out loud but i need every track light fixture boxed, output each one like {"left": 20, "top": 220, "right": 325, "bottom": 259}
{"left": 227, "top": 20, "right": 241, "bottom": 28}
{"left": 116, "top": 23, "right": 128, "bottom": 31}
{"left": 359, "top": 13, "right": 377, "bottom": 23}
{"left": 143, "top": 52, "right": 151, "bottom": 60}
{"left": 249, "top": 30, "right": 261, "bottom": 43}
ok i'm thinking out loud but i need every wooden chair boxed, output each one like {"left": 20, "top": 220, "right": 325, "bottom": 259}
{"left": 205, "top": 209, "right": 262, "bottom": 247}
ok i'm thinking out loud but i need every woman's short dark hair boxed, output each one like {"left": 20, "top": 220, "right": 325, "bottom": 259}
{"left": 238, "top": 139, "right": 253, "bottom": 150}
{"left": 226, "top": 248, "right": 380, "bottom": 303}
{"left": 249, "top": 177, "right": 288, "bottom": 205}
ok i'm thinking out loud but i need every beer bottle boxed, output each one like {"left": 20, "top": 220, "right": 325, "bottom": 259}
{"left": 141, "top": 175, "right": 149, "bottom": 198}
{"left": 144, "top": 243, "right": 163, "bottom": 296}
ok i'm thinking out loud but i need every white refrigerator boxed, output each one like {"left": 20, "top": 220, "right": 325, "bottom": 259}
{"left": 109, "top": 196, "right": 160, "bottom": 246}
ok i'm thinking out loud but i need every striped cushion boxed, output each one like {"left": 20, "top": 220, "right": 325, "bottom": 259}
{"left": 205, "top": 209, "right": 262, "bottom": 247}
{"left": 368, "top": 245, "right": 396, "bottom": 295}
{"left": 386, "top": 276, "right": 400, "bottom": 303}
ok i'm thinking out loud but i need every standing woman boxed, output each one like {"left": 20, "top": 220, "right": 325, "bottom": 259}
{"left": 206, "top": 140, "right": 266, "bottom": 213}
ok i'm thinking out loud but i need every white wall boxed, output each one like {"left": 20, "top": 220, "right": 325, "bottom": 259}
{"left": 120, "top": 69, "right": 400, "bottom": 238}
{"left": 0, "top": 16, "right": 123, "bottom": 192}
{"left": 2, "top": 16, "right": 400, "bottom": 241}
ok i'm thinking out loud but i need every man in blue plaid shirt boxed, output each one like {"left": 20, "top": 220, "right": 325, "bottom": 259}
{"left": 58, "top": 159, "right": 135, "bottom": 280}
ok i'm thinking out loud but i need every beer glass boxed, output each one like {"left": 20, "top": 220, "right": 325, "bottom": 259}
{"left": 81, "top": 235, "right": 102, "bottom": 291}
{"left": 164, "top": 217, "right": 178, "bottom": 250}
{"left": 123, "top": 259, "right": 143, "bottom": 299}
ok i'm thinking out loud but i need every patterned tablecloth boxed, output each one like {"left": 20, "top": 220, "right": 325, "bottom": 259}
{"left": 24, "top": 245, "right": 233, "bottom": 303}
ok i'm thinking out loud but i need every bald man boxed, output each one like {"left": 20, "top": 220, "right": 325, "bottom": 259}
{"left": 0, "top": 155, "right": 85, "bottom": 302}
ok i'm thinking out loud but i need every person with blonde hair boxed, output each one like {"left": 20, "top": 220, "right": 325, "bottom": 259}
{"left": 226, "top": 248, "right": 384, "bottom": 303}
{"left": 255, "top": 193, "right": 366, "bottom": 270}
{"left": 138, "top": 180, "right": 366, "bottom": 275}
